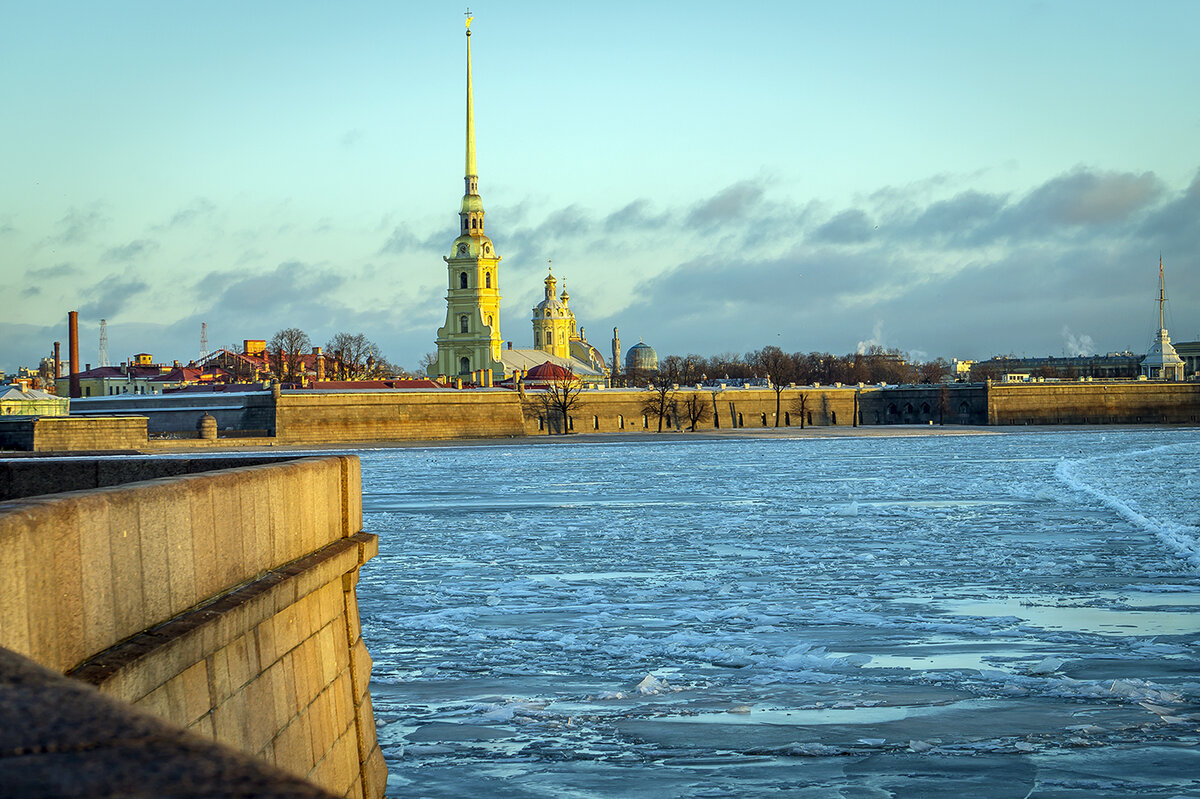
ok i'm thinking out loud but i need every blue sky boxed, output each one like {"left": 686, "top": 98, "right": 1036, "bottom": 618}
{"left": 3, "top": 1, "right": 1198, "bottom": 373}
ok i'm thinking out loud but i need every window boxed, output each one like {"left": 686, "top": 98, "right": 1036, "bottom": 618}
{"left": 460, "top": 315, "right": 469, "bottom": 333}
{"left": 760, "top": 413, "right": 767, "bottom": 427}
{"left": 486, "top": 315, "right": 493, "bottom": 327}
{"left": 485, "top": 272, "right": 492, "bottom": 288}
{"left": 831, "top": 411, "right": 837, "bottom": 425}
{"left": 807, "top": 411, "right": 813, "bottom": 426}
{"left": 534, "top": 332, "right": 541, "bottom": 346}
{"left": 592, "top": 415, "right": 599, "bottom": 430}
{"left": 618, "top": 414, "right": 624, "bottom": 429}
{"left": 538, "top": 417, "right": 545, "bottom": 431}
{"left": 459, "top": 357, "right": 470, "bottom": 374}
{"left": 547, "top": 331, "right": 553, "bottom": 345}
{"left": 642, "top": 414, "right": 649, "bottom": 429}
{"left": 459, "top": 272, "right": 468, "bottom": 289}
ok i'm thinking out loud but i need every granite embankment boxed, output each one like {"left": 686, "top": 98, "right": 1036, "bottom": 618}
{"left": 0, "top": 455, "right": 385, "bottom": 798}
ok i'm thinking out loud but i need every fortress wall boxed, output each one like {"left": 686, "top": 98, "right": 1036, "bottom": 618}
{"left": 0, "top": 456, "right": 385, "bottom": 798}
{"left": 0, "top": 416, "right": 149, "bottom": 452}
{"left": 522, "top": 386, "right": 864, "bottom": 434}
{"left": 273, "top": 390, "right": 526, "bottom": 443}
{"left": 864, "top": 385, "right": 990, "bottom": 425}
{"left": 987, "top": 382, "right": 1200, "bottom": 425}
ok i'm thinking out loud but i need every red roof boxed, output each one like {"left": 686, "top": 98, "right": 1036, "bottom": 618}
{"left": 525, "top": 361, "right": 575, "bottom": 381}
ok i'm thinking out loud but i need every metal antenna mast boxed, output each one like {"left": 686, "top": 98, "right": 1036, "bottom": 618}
{"left": 98, "top": 319, "right": 110, "bottom": 367}
{"left": 200, "top": 322, "right": 209, "bottom": 361}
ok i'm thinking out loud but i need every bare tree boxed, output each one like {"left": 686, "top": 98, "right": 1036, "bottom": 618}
{"left": 418, "top": 351, "right": 438, "bottom": 376}
{"left": 268, "top": 328, "right": 310, "bottom": 383}
{"left": 641, "top": 373, "right": 678, "bottom": 433}
{"left": 325, "top": 332, "right": 382, "bottom": 380}
{"left": 527, "top": 368, "right": 585, "bottom": 434}
{"left": 750, "top": 346, "right": 795, "bottom": 427}
{"left": 681, "top": 391, "right": 711, "bottom": 431}
{"left": 938, "top": 385, "right": 951, "bottom": 425}
{"left": 790, "top": 392, "right": 809, "bottom": 429}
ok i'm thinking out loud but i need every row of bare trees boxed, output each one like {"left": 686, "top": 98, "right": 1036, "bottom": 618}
{"left": 263, "top": 328, "right": 398, "bottom": 383}
{"left": 618, "top": 346, "right": 953, "bottom": 389}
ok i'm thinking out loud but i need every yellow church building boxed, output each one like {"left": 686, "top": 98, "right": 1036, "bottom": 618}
{"left": 430, "top": 17, "right": 605, "bottom": 385}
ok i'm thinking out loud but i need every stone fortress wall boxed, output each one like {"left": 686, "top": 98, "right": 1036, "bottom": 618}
{"left": 0, "top": 381, "right": 1197, "bottom": 452}
{"left": 0, "top": 455, "right": 386, "bottom": 798}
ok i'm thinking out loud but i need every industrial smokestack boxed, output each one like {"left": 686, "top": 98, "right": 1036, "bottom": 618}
{"left": 53, "top": 341, "right": 61, "bottom": 379}
{"left": 68, "top": 311, "right": 81, "bottom": 398}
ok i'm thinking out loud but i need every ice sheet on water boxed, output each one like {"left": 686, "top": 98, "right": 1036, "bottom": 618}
{"left": 357, "top": 429, "right": 1200, "bottom": 797}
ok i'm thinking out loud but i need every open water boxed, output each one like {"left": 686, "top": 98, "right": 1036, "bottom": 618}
{"left": 357, "top": 429, "right": 1200, "bottom": 797}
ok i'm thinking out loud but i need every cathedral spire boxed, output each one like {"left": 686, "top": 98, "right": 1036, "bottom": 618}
{"left": 458, "top": 12, "right": 484, "bottom": 236}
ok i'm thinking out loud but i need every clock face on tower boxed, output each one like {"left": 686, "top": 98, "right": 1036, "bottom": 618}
{"left": 458, "top": 243, "right": 468, "bottom": 255}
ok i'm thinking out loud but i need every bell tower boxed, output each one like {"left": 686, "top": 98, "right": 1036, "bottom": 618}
{"left": 433, "top": 13, "right": 504, "bottom": 379}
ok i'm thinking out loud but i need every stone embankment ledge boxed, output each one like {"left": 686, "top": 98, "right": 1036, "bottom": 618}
{"left": 0, "top": 455, "right": 385, "bottom": 798}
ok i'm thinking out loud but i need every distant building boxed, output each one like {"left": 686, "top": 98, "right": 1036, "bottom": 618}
{"left": 429, "top": 21, "right": 608, "bottom": 385}
{"left": 1174, "top": 341, "right": 1199, "bottom": 379}
{"left": 0, "top": 380, "right": 69, "bottom": 416}
{"left": 625, "top": 341, "right": 658, "bottom": 373}
{"left": 972, "top": 353, "right": 1142, "bottom": 381}
{"left": 1141, "top": 258, "right": 1184, "bottom": 381}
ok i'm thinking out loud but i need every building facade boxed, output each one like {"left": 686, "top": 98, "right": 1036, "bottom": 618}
{"left": 433, "top": 17, "right": 504, "bottom": 379}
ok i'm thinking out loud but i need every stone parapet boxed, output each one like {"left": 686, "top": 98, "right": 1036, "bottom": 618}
{"left": 0, "top": 415, "right": 148, "bottom": 452}
{"left": 0, "top": 455, "right": 383, "bottom": 798}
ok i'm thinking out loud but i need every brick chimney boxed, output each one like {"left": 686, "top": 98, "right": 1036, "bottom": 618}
{"left": 68, "top": 311, "right": 80, "bottom": 398}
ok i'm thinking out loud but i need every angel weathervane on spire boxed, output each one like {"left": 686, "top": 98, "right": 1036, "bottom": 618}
{"left": 465, "top": 8, "right": 473, "bottom": 31}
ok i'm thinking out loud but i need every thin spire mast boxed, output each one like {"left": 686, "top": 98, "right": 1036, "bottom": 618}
{"left": 1158, "top": 255, "right": 1167, "bottom": 331}
{"left": 465, "top": 9, "right": 476, "bottom": 181}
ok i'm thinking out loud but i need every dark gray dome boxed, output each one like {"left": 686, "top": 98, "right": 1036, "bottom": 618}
{"left": 625, "top": 341, "right": 658, "bottom": 372}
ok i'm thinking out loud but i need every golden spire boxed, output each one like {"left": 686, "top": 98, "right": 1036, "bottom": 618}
{"left": 465, "top": 9, "right": 476, "bottom": 181}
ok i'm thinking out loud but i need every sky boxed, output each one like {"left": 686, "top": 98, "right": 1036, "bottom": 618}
{"left": 2, "top": 0, "right": 1198, "bottom": 373}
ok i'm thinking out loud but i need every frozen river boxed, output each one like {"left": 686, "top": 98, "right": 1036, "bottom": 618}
{"left": 357, "top": 429, "right": 1200, "bottom": 797}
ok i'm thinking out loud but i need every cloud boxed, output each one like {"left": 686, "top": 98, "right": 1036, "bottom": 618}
{"left": 46, "top": 205, "right": 107, "bottom": 245}
{"left": 685, "top": 181, "right": 764, "bottom": 230}
{"left": 1018, "top": 168, "right": 1162, "bottom": 226}
{"left": 159, "top": 198, "right": 216, "bottom": 229}
{"left": 21, "top": 286, "right": 40, "bottom": 298}
{"left": 201, "top": 261, "right": 346, "bottom": 317}
{"left": 79, "top": 276, "right": 150, "bottom": 319}
{"left": 378, "top": 224, "right": 443, "bottom": 255}
{"left": 339, "top": 129, "right": 365, "bottom": 149}
{"left": 901, "top": 190, "right": 1008, "bottom": 245}
{"left": 27, "top": 263, "right": 79, "bottom": 279}
{"left": 813, "top": 209, "right": 874, "bottom": 244}
{"left": 101, "top": 239, "right": 159, "bottom": 262}
{"left": 604, "top": 199, "right": 672, "bottom": 232}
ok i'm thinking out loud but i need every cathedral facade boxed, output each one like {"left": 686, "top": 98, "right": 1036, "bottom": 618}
{"left": 430, "top": 18, "right": 606, "bottom": 384}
